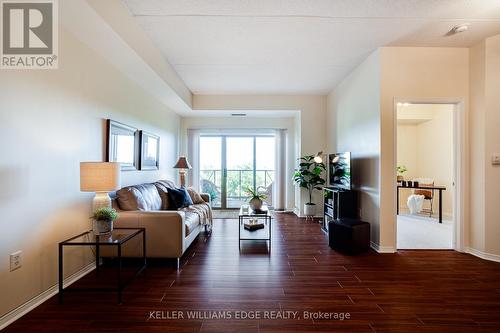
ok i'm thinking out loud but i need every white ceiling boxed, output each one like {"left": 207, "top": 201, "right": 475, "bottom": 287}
{"left": 122, "top": 0, "right": 500, "bottom": 95}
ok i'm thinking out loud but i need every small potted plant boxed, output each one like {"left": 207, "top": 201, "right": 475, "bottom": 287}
{"left": 244, "top": 186, "right": 267, "bottom": 211}
{"left": 396, "top": 165, "right": 408, "bottom": 182}
{"left": 293, "top": 154, "right": 326, "bottom": 217}
{"left": 91, "top": 207, "right": 118, "bottom": 234}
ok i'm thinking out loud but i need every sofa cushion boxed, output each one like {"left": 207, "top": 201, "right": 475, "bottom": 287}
{"left": 138, "top": 183, "right": 163, "bottom": 210}
{"left": 181, "top": 203, "right": 212, "bottom": 226}
{"left": 167, "top": 186, "right": 194, "bottom": 209}
{"left": 116, "top": 186, "right": 146, "bottom": 211}
{"left": 184, "top": 212, "right": 200, "bottom": 236}
{"left": 116, "top": 183, "right": 162, "bottom": 211}
{"left": 186, "top": 187, "right": 205, "bottom": 204}
{"left": 154, "top": 182, "right": 171, "bottom": 210}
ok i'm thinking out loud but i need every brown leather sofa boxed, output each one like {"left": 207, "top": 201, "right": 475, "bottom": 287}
{"left": 110, "top": 180, "right": 212, "bottom": 268}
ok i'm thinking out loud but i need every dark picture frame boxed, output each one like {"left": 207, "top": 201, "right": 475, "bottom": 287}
{"left": 106, "top": 120, "right": 139, "bottom": 171}
{"left": 139, "top": 131, "right": 160, "bottom": 170}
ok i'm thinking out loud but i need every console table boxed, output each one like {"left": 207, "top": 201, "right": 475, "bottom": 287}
{"left": 397, "top": 185, "right": 446, "bottom": 223}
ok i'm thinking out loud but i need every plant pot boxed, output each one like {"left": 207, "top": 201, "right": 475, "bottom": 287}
{"left": 397, "top": 175, "right": 404, "bottom": 182}
{"left": 249, "top": 197, "right": 263, "bottom": 211}
{"left": 304, "top": 203, "right": 316, "bottom": 216}
{"left": 93, "top": 219, "right": 113, "bottom": 235}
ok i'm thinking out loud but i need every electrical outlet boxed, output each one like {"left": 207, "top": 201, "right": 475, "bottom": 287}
{"left": 10, "top": 251, "right": 22, "bottom": 271}
{"left": 492, "top": 154, "right": 500, "bottom": 165}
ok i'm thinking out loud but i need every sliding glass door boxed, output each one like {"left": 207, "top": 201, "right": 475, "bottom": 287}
{"left": 199, "top": 135, "right": 275, "bottom": 209}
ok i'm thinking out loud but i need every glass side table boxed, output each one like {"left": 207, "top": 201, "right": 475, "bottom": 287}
{"left": 58, "top": 228, "right": 146, "bottom": 304}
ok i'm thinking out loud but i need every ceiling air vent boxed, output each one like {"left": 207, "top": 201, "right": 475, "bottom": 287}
{"left": 231, "top": 113, "right": 247, "bottom": 117}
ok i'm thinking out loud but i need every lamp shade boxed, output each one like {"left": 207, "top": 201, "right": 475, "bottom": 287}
{"left": 173, "top": 156, "right": 192, "bottom": 169}
{"left": 80, "top": 162, "right": 121, "bottom": 192}
{"left": 313, "top": 151, "right": 323, "bottom": 163}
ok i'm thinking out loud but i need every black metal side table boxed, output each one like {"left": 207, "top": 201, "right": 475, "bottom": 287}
{"left": 58, "top": 228, "right": 146, "bottom": 304}
{"left": 238, "top": 205, "right": 272, "bottom": 249}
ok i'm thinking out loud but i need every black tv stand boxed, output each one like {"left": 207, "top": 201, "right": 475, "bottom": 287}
{"left": 322, "top": 187, "right": 358, "bottom": 233}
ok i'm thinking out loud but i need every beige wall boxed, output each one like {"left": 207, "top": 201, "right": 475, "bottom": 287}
{"left": 179, "top": 116, "right": 297, "bottom": 210}
{"left": 192, "top": 95, "right": 327, "bottom": 215}
{"left": 469, "top": 41, "right": 486, "bottom": 252}
{"left": 469, "top": 34, "right": 500, "bottom": 256}
{"left": 329, "top": 47, "right": 468, "bottom": 251}
{"left": 380, "top": 47, "right": 469, "bottom": 250}
{"left": 0, "top": 28, "right": 180, "bottom": 317}
{"left": 483, "top": 35, "right": 500, "bottom": 256}
{"left": 397, "top": 124, "right": 418, "bottom": 180}
{"left": 397, "top": 105, "right": 454, "bottom": 217}
{"left": 327, "top": 50, "right": 381, "bottom": 245}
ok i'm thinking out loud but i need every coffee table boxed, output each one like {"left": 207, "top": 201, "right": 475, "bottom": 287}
{"left": 238, "top": 205, "right": 272, "bottom": 248}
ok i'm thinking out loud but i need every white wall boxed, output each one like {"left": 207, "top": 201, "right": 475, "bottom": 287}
{"left": 180, "top": 116, "right": 297, "bottom": 210}
{"left": 327, "top": 50, "right": 382, "bottom": 245}
{"left": 397, "top": 105, "right": 454, "bottom": 217}
{"left": 0, "top": 28, "right": 180, "bottom": 317}
{"left": 192, "top": 95, "right": 327, "bottom": 216}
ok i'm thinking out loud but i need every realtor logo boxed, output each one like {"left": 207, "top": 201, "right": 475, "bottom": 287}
{"left": 1, "top": 0, "right": 58, "bottom": 69}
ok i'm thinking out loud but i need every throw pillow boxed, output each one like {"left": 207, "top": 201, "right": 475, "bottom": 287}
{"left": 167, "top": 186, "right": 194, "bottom": 210}
{"left": 186, "top": 187, "right": 205, "bottom": 204}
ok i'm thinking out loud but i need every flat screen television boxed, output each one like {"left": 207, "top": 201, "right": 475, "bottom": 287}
{"left": 329, "top": 152, "right": 351, "bottom": 190}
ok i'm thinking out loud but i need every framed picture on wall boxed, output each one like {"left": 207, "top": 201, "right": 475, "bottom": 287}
{"left": 106, "top": 120, "right": 139, "bottom": 171}
{"left": 139, "top": 131, "right": 160, "bottom": 170}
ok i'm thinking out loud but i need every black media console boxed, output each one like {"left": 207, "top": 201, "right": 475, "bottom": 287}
{"left": 322, "top": 187, "right": 358, "bottom": 233}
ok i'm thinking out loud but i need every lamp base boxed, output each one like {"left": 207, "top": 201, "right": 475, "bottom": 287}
{"left": 179, "top": 171, "right": 186, "bottom": 187}
{"left": 93, "top": 192, "right": 111, "bottom": 211}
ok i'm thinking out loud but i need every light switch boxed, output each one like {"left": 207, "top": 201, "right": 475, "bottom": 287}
{"left": 492, "top": 154, "right": 500, "bottom": 165}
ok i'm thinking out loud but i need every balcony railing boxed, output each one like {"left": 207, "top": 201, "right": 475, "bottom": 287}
{"left": 200, "top": 169, "right": 274, "bottom": 207}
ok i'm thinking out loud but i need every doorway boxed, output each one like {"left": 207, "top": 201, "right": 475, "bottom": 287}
{"left": 395, "top": 102, "right": 458, "bottom": 249}
{"left": 199, "top": 135, "right": 275, "bottom": 209}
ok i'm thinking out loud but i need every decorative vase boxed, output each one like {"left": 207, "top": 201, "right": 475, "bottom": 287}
{"left": 249, "top": 197, "right": 263, "bottom": 211}
{"left": 304, "top": 203, "right": 316, "bottom": 216}
{"left": 93, "top": 219, "right": 113, "bottom": 235}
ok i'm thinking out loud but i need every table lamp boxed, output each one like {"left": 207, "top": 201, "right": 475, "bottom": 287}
{"left": 173, "top": 156, "right": 192, "bottom": 187}
{"left": 80, "top": 162, "right": 121, "bottom": 211}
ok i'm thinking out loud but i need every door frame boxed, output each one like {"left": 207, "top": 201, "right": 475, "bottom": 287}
{"left": 393, "top": 98, "right": 467, "bottom": 251}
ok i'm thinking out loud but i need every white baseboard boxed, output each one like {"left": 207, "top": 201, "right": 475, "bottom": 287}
{"left": 294, "top": 213, "right": 323, "bottom": 218}
{"left": 0, "top": 262, "right": 96, "bottom": 330}
{"left": 465, "top": 247, "right": 500, "bottom": 263}
{"left": 370, "top": 241, "right": 396, "bottom": 253}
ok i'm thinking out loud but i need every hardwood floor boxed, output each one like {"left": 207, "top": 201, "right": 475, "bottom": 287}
{"left": 5, "top": 213, "right": 500, "bottom": 332}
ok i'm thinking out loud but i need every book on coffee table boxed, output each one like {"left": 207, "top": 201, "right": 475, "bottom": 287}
{"left": 244, "top": 222, "right": 265, "bottom": 231}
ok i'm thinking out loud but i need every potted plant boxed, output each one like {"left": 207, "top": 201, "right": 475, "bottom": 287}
{"left": 293, "top": 154, "right": 326, "bottom": 216}
{"left": 91, "top": 207, "right": 118, "bottom": 234}
{"left": 244, "top": 186, "right": 267, "bottom": 211}
{"left": 396, "top": 165, "right": 408, "bottom": 182}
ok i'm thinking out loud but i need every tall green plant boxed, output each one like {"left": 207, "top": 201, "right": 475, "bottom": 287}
{"left": 293, "top": 155, "right": 326, "bottom": 205}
